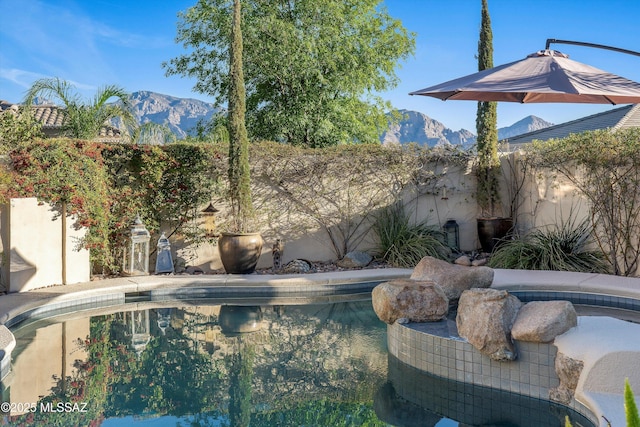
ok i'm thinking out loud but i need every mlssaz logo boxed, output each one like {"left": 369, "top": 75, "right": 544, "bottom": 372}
{"left": 39, "top": 402, "right": 89, "bottom": 413}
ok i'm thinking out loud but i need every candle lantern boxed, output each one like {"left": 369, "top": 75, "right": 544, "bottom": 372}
{"left": 201, "top": 202, "right": 219, "bottom": 238}
{"left": 122, "top": 215, "right": 150, "bottom": 276}
{"left": 128, "top": 309, "right": 151, "bottom": 355}
{"left": 155, "top": 232, "right": 174, "bottom": 274}
{"left": 443, "top": 219, "right": 460, "bottom": 252}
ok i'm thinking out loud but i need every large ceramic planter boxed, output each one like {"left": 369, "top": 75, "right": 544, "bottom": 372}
{"left": 477, "top": 217, "right": 513, "bottom": 253}
{"left": 218, "top": 232, "right": 263, "bottom": 274}
{"left": 219, "top": 305, "right": 263, "bottom": 336}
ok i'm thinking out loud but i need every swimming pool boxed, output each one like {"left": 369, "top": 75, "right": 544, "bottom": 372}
{"left": 1, "top": 295, "right": 595, "bottom": 427}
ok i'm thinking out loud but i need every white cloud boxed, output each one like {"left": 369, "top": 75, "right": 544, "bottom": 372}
{"left": 0, "top": 69, "right": 46, "bottom": 88}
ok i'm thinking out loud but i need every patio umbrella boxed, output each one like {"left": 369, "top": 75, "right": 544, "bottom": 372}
{"left": 409, "top": 49, "right": 640, "bottom": 104}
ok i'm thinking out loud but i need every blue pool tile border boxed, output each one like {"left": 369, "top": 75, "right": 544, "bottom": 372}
{"left": 510, "top": 290, "right": 640, "bottom": 312}
{"left": 5, "top": 294, "right": 125, "bottom": 329}
{"left": 387, "top": 322, "right": 599, "bottom": 426}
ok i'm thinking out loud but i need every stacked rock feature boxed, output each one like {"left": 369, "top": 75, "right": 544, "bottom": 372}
{"left": 456, "top": 288, "right": 522, "bottom": 361}
{"left": 373, "top": 256, "right": 580, "bottom": 364}
{"left": 511, "top": 301, "right": 577, "bottom": 343}
{"left": 372, "top": 279, "right": 449, "bottom": 324}
{"left": 373, "top": 255, "right": 585, "bottom": 406}
{"left": 372, "top": 256, "right": 494, "bottom": 325}
{"left": 409, "top": 256, "right": 494, "bottom": 301}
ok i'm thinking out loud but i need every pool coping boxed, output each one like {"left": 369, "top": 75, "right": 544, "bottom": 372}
{"left": 0, "top": 268, "right": 414, "bottom": 327}
{"left": 0, "top": 267, "right": 639, "bottom": 426}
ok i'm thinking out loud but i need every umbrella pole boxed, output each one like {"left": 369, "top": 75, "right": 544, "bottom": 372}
{"left": 545, "top": 38, "right": 640, "bottom": 57}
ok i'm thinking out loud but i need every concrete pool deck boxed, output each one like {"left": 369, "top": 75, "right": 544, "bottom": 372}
{"left": 0, "top": 268, "right": 638, "bottom": 426}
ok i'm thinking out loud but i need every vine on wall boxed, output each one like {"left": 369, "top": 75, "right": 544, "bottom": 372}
{"left": 1, "top": 139, "right": 224, "bottom": 274}
{"left": 527, "top": 128, "right": 640, "bottom": 276}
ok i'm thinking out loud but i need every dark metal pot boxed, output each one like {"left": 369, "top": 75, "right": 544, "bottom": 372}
{"left": 477, "top": 217, "right": 513, "bottom": 253}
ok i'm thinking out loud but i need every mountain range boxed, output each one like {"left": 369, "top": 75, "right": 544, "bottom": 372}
{"left": 31, "top": 91, "right": 552, "bottom": 145}
{"left": 128, "top": 91, "right": 553, "bottom": 146}
{"left": 130, "top": 91, "right": 219, "bottom": 139}
{"left": 380, "top": 109, "right": 553, "bottom": 147}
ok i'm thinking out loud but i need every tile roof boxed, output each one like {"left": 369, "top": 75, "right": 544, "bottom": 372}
{"left": 502, "top": 104, "right": 640, "bottom": 148}
{"left": 0, "top": 101, "right": 123, "bottom": 142}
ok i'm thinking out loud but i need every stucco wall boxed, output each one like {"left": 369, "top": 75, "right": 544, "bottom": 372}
{"left": 173, "top": 150, "right": 596, "bottom": 272}
{"left": 0, "top": 149, "right": 620, "bottom": 279}
{"left": 0, "top": 198, "right": 90, "bottom": 292}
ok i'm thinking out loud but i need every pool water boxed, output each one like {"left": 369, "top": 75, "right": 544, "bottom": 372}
{"left": 1, "top": 298, "right": 594, "bottom": 426}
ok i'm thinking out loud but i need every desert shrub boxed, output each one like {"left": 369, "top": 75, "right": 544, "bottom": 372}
{"left": 0, "top": 106, "right": 44, "bottom": 152}
{"left": 527, "top": 128, "right": 640, "bottom": 276}
{"left": 488, "top": 217, "right": 608, "bottom": 273}
{"left": 372, "top": 201, "right": 449, "bottom": 268}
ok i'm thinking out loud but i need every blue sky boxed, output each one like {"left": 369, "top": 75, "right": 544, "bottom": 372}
{"left": 1, "top": 0, "right": 639, "bottom": 132}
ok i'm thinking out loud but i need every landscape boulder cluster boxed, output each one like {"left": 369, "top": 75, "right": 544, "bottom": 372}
{"left": 372, "top": 256, "right": 578, "bottom": 361}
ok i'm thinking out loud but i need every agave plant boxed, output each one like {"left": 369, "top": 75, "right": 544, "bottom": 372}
{"left": 488, "top": 216, "right": 608, "bottom": 273}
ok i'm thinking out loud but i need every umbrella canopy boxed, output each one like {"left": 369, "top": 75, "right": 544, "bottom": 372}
{"left": 410, "top": 50, "right": 640, "bottom": 104}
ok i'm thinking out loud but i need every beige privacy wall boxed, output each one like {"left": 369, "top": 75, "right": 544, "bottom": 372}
{"left": 0, "top": 197, "right": 90, "bottom": 292}
{"left": 181, "top": 151, "right": 593, "bottom": 272}
{"left": 0, "top": 151, "right": 597, "bottom": 281}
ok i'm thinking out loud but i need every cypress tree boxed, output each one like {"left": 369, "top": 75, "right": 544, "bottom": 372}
{"left": 227, "top": 0, "right": 253, "bottom": 231}
{"left": 476, "top": 0, "right": 500, "bottom": 216}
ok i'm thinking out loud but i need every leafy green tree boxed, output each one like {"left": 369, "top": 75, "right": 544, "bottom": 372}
{"left": 475, "top": 0, "right": 500, "bottom": 216}
{"left": 0, "top": 105, "right": 43, "bottom": 152}
{"left": 164, "top": 0, "right": 415, "bottom": 147}
{"left": 132, "top": 122, "right": 177, "bottom": 145}
{"left": 23, "top": 77, "right": 137, "bottom": 140}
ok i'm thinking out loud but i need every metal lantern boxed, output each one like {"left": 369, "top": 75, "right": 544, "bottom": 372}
{"left": 122, "top": 215, "right": 151, "bottom": 276}
{"left": 443, "top": 219, "right": 460, "bottom": 252}
{"left": 128, "top": 309, "right": 151, "bottom": 355}
{"left": 201, "top": 202, "right": 219, "bottom": 238}
{"left": 155, "top": 232, "right": 174, "bottom": 274}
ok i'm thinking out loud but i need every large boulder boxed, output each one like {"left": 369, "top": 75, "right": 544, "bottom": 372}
{"left": 511, "top": 301, "right": 577, "bottom": 343}
{"left": 549, "top": 352, "right": 584, "bottom": 404}
{"left": 410, "top": 256, "right": 494, "bottom": 301}
{"left": 456, "top": 288, "right": 522, "bottom": 361}
{"left": 372, "top": 279, "right": 449, "bottom": 325}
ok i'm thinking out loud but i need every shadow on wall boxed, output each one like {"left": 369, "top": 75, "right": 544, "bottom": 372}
{"left": 6, "top": 249, "right": 37, "bottom": 293}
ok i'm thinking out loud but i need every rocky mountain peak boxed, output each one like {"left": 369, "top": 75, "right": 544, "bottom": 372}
{"left": 123, "top": 92, "right": 551, "bottom": 145}
{"left": 498, "top": 115, "right": 554, "bottom": 140}
{"left": 381, "top": 109, "right": 552, "bottom": 147}
{"left": 129, "top": 91, "right": 219, "bottom": 138}
{"left": 381, "top": 109, "right": 475, "bottom": 147}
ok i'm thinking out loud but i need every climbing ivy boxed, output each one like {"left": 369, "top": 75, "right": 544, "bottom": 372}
{"left": 1, "top": 139, "right": 224, "bottom": 274}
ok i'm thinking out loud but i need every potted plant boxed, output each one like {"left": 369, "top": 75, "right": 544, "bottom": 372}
{"left": 475, "top": 0, "right": 512, "bottom": 253}
{"left": 217, "top": 0, "right": 263, "bottom": 274}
